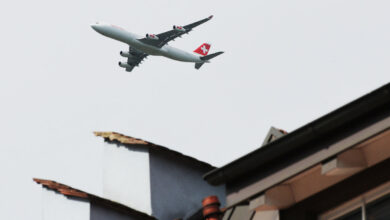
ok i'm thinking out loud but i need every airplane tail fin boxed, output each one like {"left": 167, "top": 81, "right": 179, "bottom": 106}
{"left": 195, "top": 51, "right": 224, "bottom": 70}
{"left": 194, "top": 43, "right": 211, "bottom": 56}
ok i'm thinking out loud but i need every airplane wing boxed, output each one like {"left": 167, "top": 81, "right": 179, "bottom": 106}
{"left": 138, "top": 15, "right": 213, "bottom": 48}
{"left": 121, "top": 47, "right": 148, "bottom": 72}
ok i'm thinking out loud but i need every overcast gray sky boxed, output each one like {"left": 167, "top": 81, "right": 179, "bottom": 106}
{"left": 1, "top": 0, "right": 390, "bottom": 219}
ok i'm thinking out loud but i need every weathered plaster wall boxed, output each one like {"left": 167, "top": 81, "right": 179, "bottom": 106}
{"left": 149, "top": 150, "right": 226, "bottom": 220}
{"left": 102, "top": 142, "right": 151, "bottom": 214}
{"left": 42, "top": 188, "right": 90, "bottom": 220}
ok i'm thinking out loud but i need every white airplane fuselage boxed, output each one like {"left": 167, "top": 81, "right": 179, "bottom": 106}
{"left": 91, "top": 23, "right": 204, "bottom": 63}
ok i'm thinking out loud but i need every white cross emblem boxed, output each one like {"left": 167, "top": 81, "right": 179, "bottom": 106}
{"left": 201, "top": 45, "right": 208, "bottom": 54}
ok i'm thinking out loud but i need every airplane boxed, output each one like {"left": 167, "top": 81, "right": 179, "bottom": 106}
{"left": 91, "top": 15, "right": 223, "bottom": 72}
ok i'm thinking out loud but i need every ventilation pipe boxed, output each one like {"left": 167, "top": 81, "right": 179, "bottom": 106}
{"left": 202, "top": 196, "right": 222, "bottom": 220}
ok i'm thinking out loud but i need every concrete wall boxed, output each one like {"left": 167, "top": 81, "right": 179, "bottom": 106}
{"left": 41, "top": 188, "right": 90, "bottom": 220}
{"left": 90, "top": 202, "right": 139, "bottom": 220}
{"left": 149, "top": 150, "right": 226, "bottom": 220}
{"left": 252, "top": 210, "right": 279, "bottom": 220}
{"left": 102, "top": 142, "right": 151, "bottom": 214}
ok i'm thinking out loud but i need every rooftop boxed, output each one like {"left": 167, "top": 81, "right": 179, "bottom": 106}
{"left": 204, "top": 82, "right": 390, "bottom": 186}
{"left": 33, "top": 178, "right": 156, "bottom": 220}
{"left": 94, "top": 131, "right": 215, "bottom": 169}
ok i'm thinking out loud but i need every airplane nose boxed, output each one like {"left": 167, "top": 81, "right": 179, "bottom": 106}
{"left": 90, "top": 22, "right": 102, "bottom": 31}
{"left": 91, "top": 22, "right": 110, "bottom": 35}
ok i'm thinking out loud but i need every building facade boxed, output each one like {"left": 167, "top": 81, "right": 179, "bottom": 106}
{"left": 204, "top": 83, "right": 390, "bottom": 220}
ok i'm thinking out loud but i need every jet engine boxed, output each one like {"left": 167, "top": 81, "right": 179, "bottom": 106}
{"left": 146, "top": 34, "right": 159, "bottom": 40}
{"left": 118, "top": 61, "right": 132, "bottom": 68}
{"left": 173, "top": 25, "right": 186, "bottom": 32}
{"left": 120, "top": 51, "right": 130, "bottom": 58}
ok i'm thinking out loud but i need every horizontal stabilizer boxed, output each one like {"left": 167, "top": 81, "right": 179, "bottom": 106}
{"left": 200, "top": 51, "right": 224, "bottom": 61}
{"left": 195, "top": 51, "right": 224, "bottom": 70}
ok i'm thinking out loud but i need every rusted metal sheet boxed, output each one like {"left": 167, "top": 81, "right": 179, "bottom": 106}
{"left": 33, "top": 178, "right": 88, "bottom": 199}
{"left": 94, "top": 132, "right": 150, "bottom": 145}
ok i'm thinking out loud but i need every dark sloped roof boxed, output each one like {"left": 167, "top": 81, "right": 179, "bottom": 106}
{"left": 94, "top": 131, "right": 215, "bottom": 170}
{"left": 204, "top": 83, "right": 390, "bottom": 185}
{"left": 33, "top": 178, "right": 156, "bottom": 220}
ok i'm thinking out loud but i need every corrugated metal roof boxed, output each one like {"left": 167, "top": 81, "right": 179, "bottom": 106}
{"left": 33, "top": 178, "right": 156, "bottom": 220}
{"left": 94, "top": 131, "right": 215, "bottom": 169}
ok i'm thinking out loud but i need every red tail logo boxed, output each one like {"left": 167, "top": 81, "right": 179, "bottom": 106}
{"left": 194, "top": 43, "right": 211, "bottom": 56}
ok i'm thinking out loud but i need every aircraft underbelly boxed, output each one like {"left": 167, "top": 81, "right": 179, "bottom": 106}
{"left": 160, "top": 46, "right": 202, "bottom": 62}
{"left": 104, "top": 28, "right": 202, "bottom": 62}
{"left": 129, "top": 43, "right": 202, "bottom": 62}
